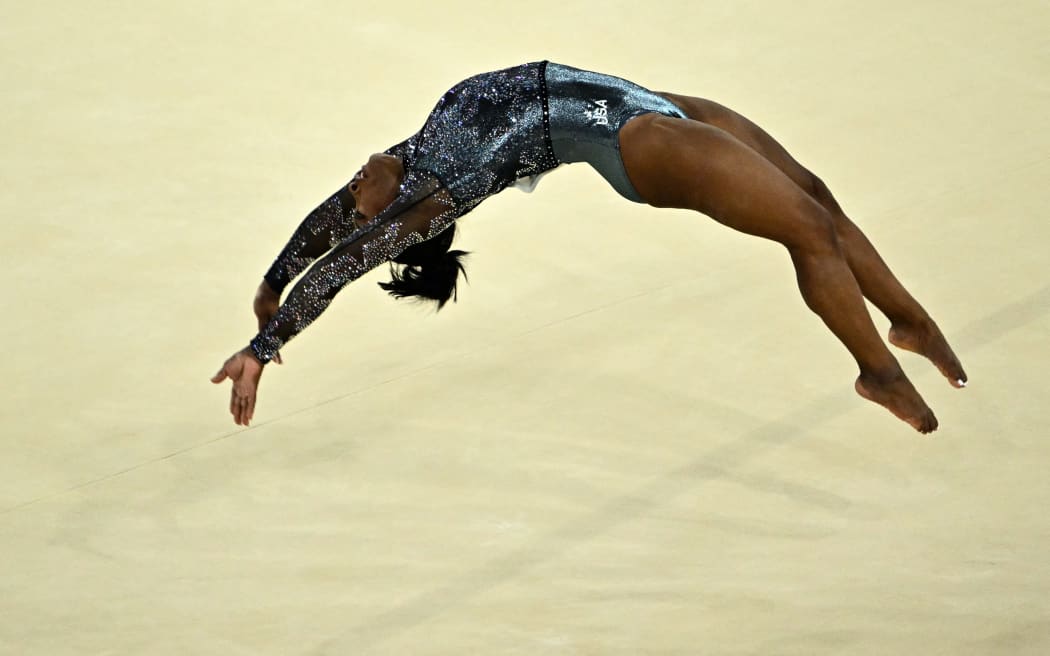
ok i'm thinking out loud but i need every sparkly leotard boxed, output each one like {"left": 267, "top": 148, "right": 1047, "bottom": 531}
{"left": 545, "top": 63, "right": 686, "bottom": 201}
{"left": 250, "top": 61, "right": 685, "bottom": 363}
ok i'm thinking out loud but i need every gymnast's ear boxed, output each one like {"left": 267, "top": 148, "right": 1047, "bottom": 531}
{"left": 337, "top": 185, "right": 356, "bottom": 217}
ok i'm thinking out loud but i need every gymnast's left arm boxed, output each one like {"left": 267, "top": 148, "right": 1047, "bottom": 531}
{"left": 211, "top": 174, "right": 457, "bottom": 426}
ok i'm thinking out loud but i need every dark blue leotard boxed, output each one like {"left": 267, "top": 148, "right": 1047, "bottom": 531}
{"left": 251, "top": 62, "right": 686, "bottom": 363}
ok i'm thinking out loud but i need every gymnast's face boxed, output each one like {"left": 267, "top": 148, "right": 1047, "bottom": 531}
{"left": 349, "top": 153, "right": 405, "bottom": 223}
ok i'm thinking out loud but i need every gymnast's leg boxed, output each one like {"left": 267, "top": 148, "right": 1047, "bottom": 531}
{"left": 619, "top": 113, "right": 937, "bottom": 433}
{"left": 658, "top": 94, "right": 967, "bottom": 388}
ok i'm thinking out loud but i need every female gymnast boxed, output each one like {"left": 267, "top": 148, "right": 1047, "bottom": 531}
{"left": 212, "top": 61, "right": 967, "bottom": 433}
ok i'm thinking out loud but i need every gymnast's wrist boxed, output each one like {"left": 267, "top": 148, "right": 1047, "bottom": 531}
{"left": 263, "top": 269, "right": 289, "bottom": 296}
{"left": 248, "top": 335, "right": 277, "bottom": 365}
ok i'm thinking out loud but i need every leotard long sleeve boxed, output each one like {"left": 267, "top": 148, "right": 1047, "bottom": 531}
{"left": 250, "top": 171, "right": 456, "bottom": 363}
{"left": 260, "top": 137, "right": 417, "bottom": 295}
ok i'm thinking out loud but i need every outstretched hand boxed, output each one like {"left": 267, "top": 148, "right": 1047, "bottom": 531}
{"left": 253, "top": 280, "right": 283, "bottom": 364}
{"left": 211, "top": 347, "right": 265, "bottom": 426}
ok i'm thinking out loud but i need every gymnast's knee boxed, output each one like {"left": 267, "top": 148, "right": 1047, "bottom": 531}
{"left": 785, "top": 202, "right": 842, "bottom": 256}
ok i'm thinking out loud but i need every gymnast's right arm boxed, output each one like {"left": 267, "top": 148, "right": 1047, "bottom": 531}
{"left": 252, "top": 140, "right": 415, "bottom": 343}
{"left": 251, "top": 186, "right": 358, "bottom": 364}
{"left": 212, "top": 175, "right": 454, "bottom": 426}
{"left": 249, "top": 174, "right": 455, "bottom": 364}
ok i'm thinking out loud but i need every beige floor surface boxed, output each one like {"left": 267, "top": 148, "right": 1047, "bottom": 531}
{"left": 3, "top": 1, "right": 1050, "bottom": 654}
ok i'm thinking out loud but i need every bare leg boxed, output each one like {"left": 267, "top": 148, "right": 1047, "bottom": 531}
{"left": 658, "top": 93, "right": 967, "bottom": 388}
{"left": 620, "top": 114, "right": 937, "bottom": 433}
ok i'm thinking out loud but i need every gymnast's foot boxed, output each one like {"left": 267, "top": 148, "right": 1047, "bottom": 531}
{"left": 888, "top": 320, "right": 968, "bottom": 388}
{"left": 855, "top": 370, "right": 938, "bottom": 434}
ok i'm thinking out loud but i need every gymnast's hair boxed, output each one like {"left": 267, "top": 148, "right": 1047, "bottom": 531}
{"left": 379, "top": 224, "right": 469, "bottom": 309}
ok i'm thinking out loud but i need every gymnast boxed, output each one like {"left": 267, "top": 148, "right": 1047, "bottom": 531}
{"left": 212, "top": 61, "right": 967, "bottom": 433}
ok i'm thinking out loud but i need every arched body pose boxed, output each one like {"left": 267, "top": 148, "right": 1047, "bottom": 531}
{"left": 212, "top": 61, "right": 967, "bottom": 433}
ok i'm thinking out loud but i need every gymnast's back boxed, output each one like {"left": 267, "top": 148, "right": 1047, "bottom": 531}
{"left": 385, "top": 61, "right": 686, "bottom": 211}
